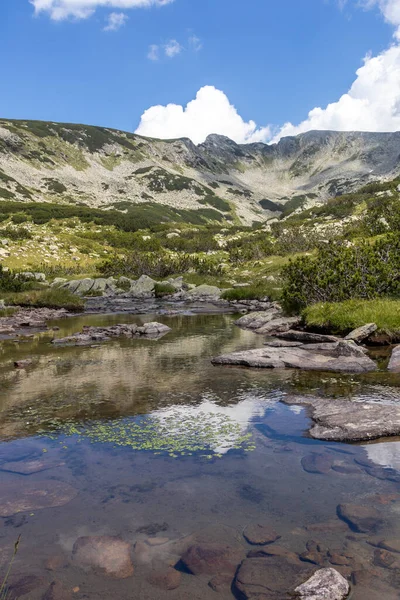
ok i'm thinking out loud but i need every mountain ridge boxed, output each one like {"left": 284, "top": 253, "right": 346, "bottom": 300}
{"left": 1, "top": 119, "right": 400, "bottom": 224}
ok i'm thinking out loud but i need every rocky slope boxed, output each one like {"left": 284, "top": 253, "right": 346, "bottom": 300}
{"left": 1, "top": 119, "right": 400, "bottom": 224}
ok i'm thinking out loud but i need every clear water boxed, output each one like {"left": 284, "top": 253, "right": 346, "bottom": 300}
{"left": 0, "top": 312, "right": 399, "bottom": 599}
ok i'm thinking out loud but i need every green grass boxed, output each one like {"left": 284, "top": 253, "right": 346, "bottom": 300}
{"left": 154, "top": 282, "right": 176, "bottom": 298}
{"left": 0, "top": 308, "right": 17, "bottom": 318}
{"left": 2, "top": 288, "right": 84, "bottom": 312}
{"left": 303, "top": 299, "right": 400, "bottom": 334}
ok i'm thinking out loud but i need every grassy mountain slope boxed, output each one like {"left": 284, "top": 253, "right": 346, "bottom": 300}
{"left": 1, "top": 119, "right": 400, "bottom": 227}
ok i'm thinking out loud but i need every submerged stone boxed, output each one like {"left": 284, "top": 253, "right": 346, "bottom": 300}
{"left": 0, "top": 481, "right": 78, "bottom": 516}
{"left": 72, "top": 536, "right": 134, "bottom": 579}
{"left": 234, "top": 556, "right": 310, "bottom": 599}
{"left": 0, "top": 459, "right": 63, "bottom": 475}
{"left": 337, "top": 504, "right": 383, "bottom": 533}
{"left": 243, "top": 523, "right": 280, "bottom": 545}
{"left": 181, "top": 543, "right": 244, "bottom": 576}
{"left": 147, "top": 567, "right": 181, "bottom": 590}
{"left": 301, "top": 453, "right": 333, "bottom": 474}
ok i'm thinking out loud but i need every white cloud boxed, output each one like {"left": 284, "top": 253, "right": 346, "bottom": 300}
{"left": 363, "top": 0, "right": 400, "bottom": 35}
{"left": 103, "top": 11, "right": 127, "bottom": 30}
{"left": 164, "top": 39, "right": 182, "bottom": 58}
{"left": 30, "top": 0, "right": 174, "bottom": 21}
{"left": 273, "top": 43, "right": 400, "bottom": 141}
{"left": 135, "top": 85, "right": 271, "bottom": 144}
{"left": 188, "top": 34, "right": 202, "bottom": 52}
{"left": 147, "top": 44, "right": 159, "bottom": 61}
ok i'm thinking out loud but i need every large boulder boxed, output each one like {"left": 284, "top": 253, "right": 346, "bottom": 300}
{"left": 212, "top": 340, "right": 376, "bottom": 373}
{"left": 294, "top": 568, "right": 350, "bottom": 599}
{"left": 58, "top": 278, "right": 117, "bottom": 297}
{"left": 344, "top": 323, "right": 377, "bottom": 343}
{"left": 129, "top": 275, "right": 156, "bottom": 298}
{"left": 388, "top": 345, "right": 400, "bottom": 372}
{"left": 185, "top": 284, "right": 222, "bottom": 300}
{"left": 72, "top": 536, "right": 134, "bottom": 579}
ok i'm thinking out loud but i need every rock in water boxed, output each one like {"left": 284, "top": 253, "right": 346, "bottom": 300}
{"left": 234, "top": 557, "right": 309, "bottom": 598}
{"left": 147, "top": 567, "right": 181, "bottom": 590}
{"left": 212, "top": 341, "right": 375, "bottom": 373}
{"left": 181, "top": 543, "right": 244, "bottom": 576}
{"left": 275, "top": 331, "right": 339, "bottom": 343}
{"left": 243, "top": 523, "right": 280, "bottom": 545}
{"left": 301, "top": 454, "right": 333, "bottom": 474}
{"left": 337, "top": 504, "right": 383, "bottom": 533}
{"left": 344, "top": 323, "right": 377, "bottom": 343}
{"left": 42, "top": 581, "right": 72, "bottom": 600}
{"left": 72, "top": 536, "right": 134, "bottom": 579}
{"left": 0, "top": 481, "right": 77, "bottom": 516}
{"left": 294, "top": 568, "right": 350, "bottom": 599}
{"left": 388, "top": 345, "right": 400, "bottom": 372}
{"left": 283, "top": 395, "right": 400, "bottom": 442}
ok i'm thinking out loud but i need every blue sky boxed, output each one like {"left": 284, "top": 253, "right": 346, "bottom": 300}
{"left": 2, "top": 0, "right": 400, "bottom": 143}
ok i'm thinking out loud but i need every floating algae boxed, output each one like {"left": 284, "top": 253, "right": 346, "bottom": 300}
{"left": 41, "top": 410, "right": 256, "bottom": 458}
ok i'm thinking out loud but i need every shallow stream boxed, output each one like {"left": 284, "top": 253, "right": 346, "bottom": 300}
{"left": 0, "top": 312, "right": 399, "bottom": 599}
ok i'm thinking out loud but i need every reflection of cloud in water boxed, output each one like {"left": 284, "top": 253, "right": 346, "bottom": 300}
{"left": 366, "top": 441, "right": 400, "bottom": 471}
{"left": 152, "top": 390, "right": 279, "bottom": 454}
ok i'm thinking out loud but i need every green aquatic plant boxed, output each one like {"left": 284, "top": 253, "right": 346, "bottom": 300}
{"left": 42, "top": 411, "right": 256, "bottom": 459}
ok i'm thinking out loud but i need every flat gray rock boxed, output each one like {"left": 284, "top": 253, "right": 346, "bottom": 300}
{"left": 345, "top": 323, "right": 377, "bottom": 343}
{"left": 294, "top": 568, "right": 350, "bottom": 599}
{"left": 283, "top": 395, "right": 400, "bottom": 441}
{"left": 212, "top": 341, "right": 376, "bottom": 374}
{"left": 388, "top": 345, "right": 400, "bottom": 372}
{"left": 275, "top": 330, "right": 339, "bottom": 343}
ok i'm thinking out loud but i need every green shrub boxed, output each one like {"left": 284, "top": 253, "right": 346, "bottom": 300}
{"left": 0, "top": 227, "right": 32, "bottom": 240}
{"left": 11, "top": 213, "right": 29, "bottom": 224}
{"left": 3, "top": 288, "right": 84, "bottom": 311}
{"left": 0, "top": 266, "right": 29, "bottom": 293}
{"left": 282, "top": 234, "right": 400, "bottom": 312}
{"left": 154, "top": 283, "right": 176, "bottom": 298}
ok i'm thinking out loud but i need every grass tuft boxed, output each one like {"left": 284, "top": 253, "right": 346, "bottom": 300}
{"left": 303, "top": 299, "right": 400, "bottom": 334}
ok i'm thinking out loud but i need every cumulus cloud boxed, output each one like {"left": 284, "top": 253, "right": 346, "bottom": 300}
{"left": 164, "top": 39, "right": 182, "bottom": 58}
{"left": 103, "top": 11, "right": 127, "bottom": 30}
{"left": 135, "top": 85, "right": 271, "bottom": 144}
{"left": 270, "top": 0, "right": 400, "bottom": 141}
{"left": 273, "top": 44, "right": 400, "bottom": 141}
{"left": 30, "top": 0, "right": 173, "bottom": 21}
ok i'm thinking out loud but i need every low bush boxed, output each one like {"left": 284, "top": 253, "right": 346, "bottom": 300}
{"left": 303, "top": 299, "right": 400, "bottom": 334}
{"left": 282, "top": 234, "right": 400, "bottom": 312}
{"left": 0, "top": 266, "right": 29, "bottom": 293}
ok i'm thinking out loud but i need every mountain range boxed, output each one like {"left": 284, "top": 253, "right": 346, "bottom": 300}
{"left": 1, "top": 119, "right": 400, "bottom": 224}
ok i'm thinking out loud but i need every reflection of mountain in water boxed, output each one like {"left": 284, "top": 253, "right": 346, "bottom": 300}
{"left": 0, "top": 314, "right": 289, "bottom": 439}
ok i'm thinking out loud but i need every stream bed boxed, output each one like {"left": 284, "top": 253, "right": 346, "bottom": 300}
{"left": 0, "top": 312, "right": 399, "bottom": 599}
